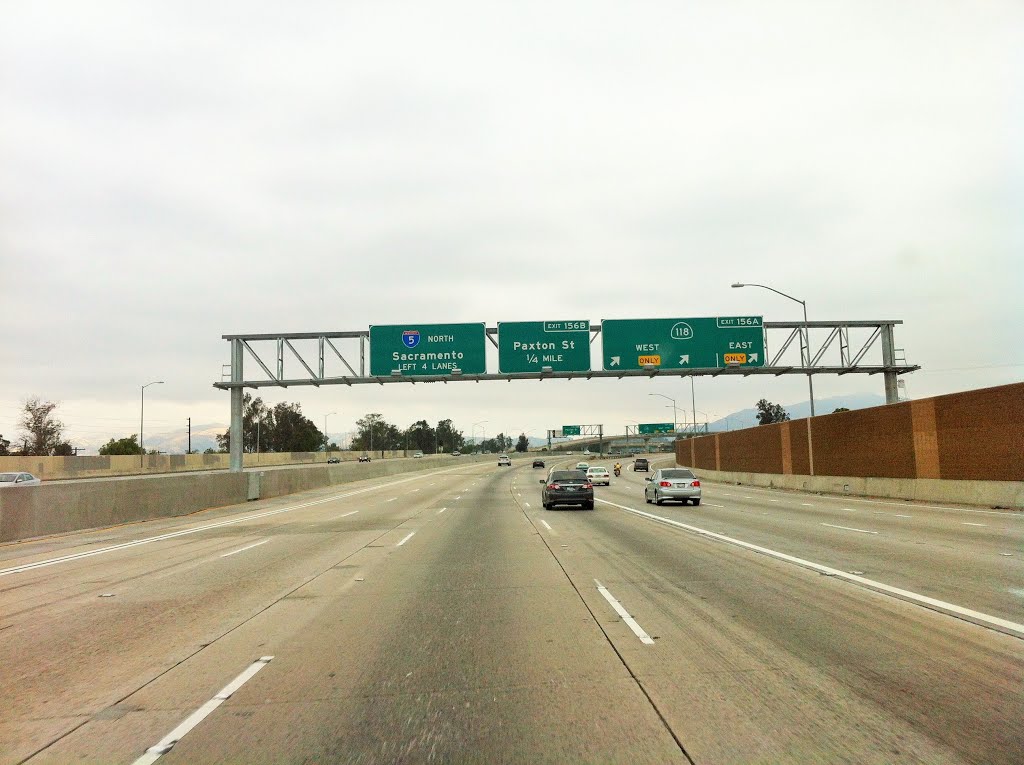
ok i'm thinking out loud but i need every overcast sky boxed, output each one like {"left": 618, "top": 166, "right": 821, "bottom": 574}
{"left": 2, "top": 1, "right": 1021, "bottom": 452}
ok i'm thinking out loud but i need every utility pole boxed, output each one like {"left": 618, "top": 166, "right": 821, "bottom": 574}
{"left": 187, "top": 417, "right": 191, "bottom": 454}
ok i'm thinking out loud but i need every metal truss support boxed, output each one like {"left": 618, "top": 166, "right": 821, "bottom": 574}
{"left": 881, "top": 324, "right": 899, "bottom": 404}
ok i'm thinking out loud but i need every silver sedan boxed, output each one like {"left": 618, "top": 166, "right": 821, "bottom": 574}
{"left": 644, "top": 468, "right": 701, "bottom": 506}
{"left": 0, "top": 472, "right": 41, "bottom": 487}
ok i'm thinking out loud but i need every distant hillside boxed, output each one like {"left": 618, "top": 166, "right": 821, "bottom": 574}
{"left": 709, "top": 393, "right": 887, "bottom": 431}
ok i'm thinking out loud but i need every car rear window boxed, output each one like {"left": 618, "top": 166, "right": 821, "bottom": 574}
{"left": 551, "top": 471, "right": 587, "bottom": 482}
{"left": 634, "top": 458, "right": 648, "bottom": 465}
{"left": 662, "top": 469, "right": 695, "bottom": 479}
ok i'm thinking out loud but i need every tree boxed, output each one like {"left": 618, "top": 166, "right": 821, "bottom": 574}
{"left": 755, "top": 398, "right": 790, "bottom": 425}
{"left": 99, "top": 435, "right": 143, "bottom": 455}
{"left": 515, "top": 433, "right": 529, "bottom": 453}
{"left": 404, "top": 420, "right": 436, "bottom": 453}
{"left": 435, "top": 419, "right": 464, "bottom": 453}
{"left": 218, "top": 396, "right": 322, "bottom": 453}
{"left": 203, "top": 447, "right": 218, "bottom": 454}
{"left": 18, "top": 397, "right": 73, "bottom": 456}
{"left": 832, "top": 407, "right": 851, "bottom": 413}
{"left": 0, "top": 434, "right": 10, "bottom": 456}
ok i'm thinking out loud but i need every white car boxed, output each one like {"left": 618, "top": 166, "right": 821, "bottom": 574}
{"left": 413, "top": 452, "right": 424, "bottom": 458}
{"left": 0, "top": 472, "right": 41, "bottom": 487}
{"left": 586, "top": 467, "right": 611, "bottom": 486}
{"left": 497, "top": 455, "right": 512, "bottom": 466}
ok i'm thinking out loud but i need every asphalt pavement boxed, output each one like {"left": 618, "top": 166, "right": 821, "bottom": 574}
{"left": 1, "top": 456, "right": 1021, "bottom": 764}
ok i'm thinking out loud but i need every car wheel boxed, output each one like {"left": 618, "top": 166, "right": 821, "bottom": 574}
{"left": 585, "top": 501, "right": 594, "bottom": 510}
{"left": 654, "top": 491, "right": 663, "bottom": 506}
{"left": 692, "top": 499, "right": 701, "bottom": 506}
{"left": 645, "top": 491, "right": 652, "bottom": 504}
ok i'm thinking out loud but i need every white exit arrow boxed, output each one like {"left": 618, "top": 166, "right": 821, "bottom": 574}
{"left": 679, "top": 355, "right": 690, "bottom": 365}
{"left": 749, "top": 353, "right": 759, "bottom": 363}
{"left": 609, "top": 356, "right": 620, "bottom": 367}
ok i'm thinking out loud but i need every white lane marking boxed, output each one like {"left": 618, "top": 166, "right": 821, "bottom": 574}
{"left": 410, "top": 489, "right": 420, "bottom": 493}
{"left": 822, "top": 523, "right": 878, "bottom": 535}
{"left": 219, "top": 540, "right": 269, "bottom": 558}
{"left": 896, "top": 514, "right": 913, "bottom": 518}
{"left": 743, "top": 496, "right": 753, "bottom": 499}
{"left": 327, "top": 510, "right": 359, "bottom": 520}
{"left": 768, "top": 499, "right": 780, "bottom": 503}
{"left": 132, "top": 657, "right": 273, "bottom": 765}
{"left": 437, "top": 507, "right": 447, "bottom": 514}
{"left": 598, "top": 497, "right": 1024, "bottom": 640}
{"left": 454, "top": 495, "right": 461, "bottom": 500}
{"left": 962, "top": 522, "right": 988, "bottom": 527}
{"left": 801, "top": 503, "right": 814, "bottom": 507}
{"left": 386, "top": 497, "right": 397, "bottom": 503}
{"left": 842, "top": 508, "right": 857, "bottom": 512}
{"left": 540, "top": 519, "right": 553, "bottom": 531}
{"left": 524, "top": 502, "right": 531, "bottom": 508}
{"left": 594, "top": 580, "right": 655, "bottom": 645}
{"left": 706, "top": 503, "right": 725, "bottom": 508}
{"left": 397, "top": 532, "right": 415, "bottom": 546}
{"left": 0, "top": 463, "right": 484, "bottom": 579}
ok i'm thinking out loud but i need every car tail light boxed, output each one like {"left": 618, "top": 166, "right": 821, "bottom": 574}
{"left": 692, "top": 480, "right": 700, "bottom": 487}
{"left": 659, "top": 481, "right": 672, "bottom": 487}
{"left": 584, "top": 482, "right": 593, "bottom": 489}
{"left": 547, "top": 483, "right": 560, "bottom": 490}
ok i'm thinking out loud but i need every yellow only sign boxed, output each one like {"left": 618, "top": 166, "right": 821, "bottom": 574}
{"left": 724, "top": 352, "right": 747, "bottom": 364}
{"left": 638, "top": 355, "right": 661, "bottom": 366}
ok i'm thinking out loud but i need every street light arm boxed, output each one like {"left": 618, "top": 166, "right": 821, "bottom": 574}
{"left": 732, "top": 283, "right": 804, "bottom": 308}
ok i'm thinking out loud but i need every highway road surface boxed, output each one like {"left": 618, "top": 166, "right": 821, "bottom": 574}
{"left": 1, "top": 456, "right": 1021, "bottom": 764}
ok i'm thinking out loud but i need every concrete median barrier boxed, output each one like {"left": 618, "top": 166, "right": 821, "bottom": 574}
{"left": 0, "top": 454, "right": 501, "bottom": 544}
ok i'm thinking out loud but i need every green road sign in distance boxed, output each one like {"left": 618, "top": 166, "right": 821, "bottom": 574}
{"left": 601, "top": 316, "right": 764, "bottom": 370}
{"left": 562, "top": 425, "right": 581, "bottom": 436}
{"left": 498, "top": 320, "right": 591, "bottom": 373}
{"left": 370, "top": 323, "right": 486, "bottom": 376}
{"left": 639, "top": 422, "right": 674, "bottom": 434}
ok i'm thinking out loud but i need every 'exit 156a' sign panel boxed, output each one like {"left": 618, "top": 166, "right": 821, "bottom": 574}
{"left": 601, "top": 317, "right": 764, "bottom": 370}
{"left": 370, "top": 323, "right": 486, "bottom": 376}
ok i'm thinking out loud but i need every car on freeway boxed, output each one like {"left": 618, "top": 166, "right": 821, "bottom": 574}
{"left": 452, "top": 450, "right": 461, "bottom": 456}
{"left": 633, "top": 457, "right": 649, "bottom": 472}
{"left": 586, "top": 466, "right": 611, "bottom": 486}
{"left": 413, "top": 451, "right": 424, "bottom": 459}
{"left": 358, "top": 455, "right": 371, "bottom": 463}
{"left": 539, "top": 469, "right": 594, "bottom": 510}
{"left": 644, "top": 468, "right": 701, "bottom": 505}
{"left": 327, "top": 457, "right": 341, "bottom": 464}
{"left": 532, "top": 459, "right": 545, "bottom": 468}
{"left": 0, "top": 472, "right": 41, "bottom": 487}
{"left": 575, "top": 461, "right": 589, "bottom": 472}
{"left": 498, "top": 454, "right": 512, "bottom": 466}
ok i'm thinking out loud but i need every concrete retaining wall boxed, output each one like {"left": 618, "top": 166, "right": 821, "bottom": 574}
{"left": 0, "top": 453, "right": 511, "bottom": 544}
{"left": 682, "top": 466, "right": 1024, "bottom": 509}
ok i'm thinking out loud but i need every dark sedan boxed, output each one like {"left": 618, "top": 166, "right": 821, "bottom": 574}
{"left": 532, "top": 459, "right": 545, "bottom": 468}
{"left": 539, "top": 469, "right": 594, "bottom": 510}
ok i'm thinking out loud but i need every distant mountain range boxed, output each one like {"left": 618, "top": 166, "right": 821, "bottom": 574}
{"left": 705, "top": 392, "right": 887, "bottom": 431}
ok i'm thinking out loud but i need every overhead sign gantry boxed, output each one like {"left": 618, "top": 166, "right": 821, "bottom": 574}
{"left": 214, "top": 316, "right": 919, "bottom": 471}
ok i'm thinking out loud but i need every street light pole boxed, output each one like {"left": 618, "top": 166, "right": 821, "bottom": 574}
{"left": 140, "top": 381, "right": 164, "bottom": 468}
{"left": 472, "top": 420, "right": 487, "bottom": 453}
{"left": 732, "top": 282, "right": 815, "bottom": 475}
{"left": 648, "top": 393, "right": 677, "bottom": 434}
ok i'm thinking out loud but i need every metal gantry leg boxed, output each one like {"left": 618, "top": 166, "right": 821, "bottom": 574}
{"left": 230, "top": 338, "right": 244, "bottom": 473}
{"left": 881, "top": 323, "right": 899, "bottom": 404}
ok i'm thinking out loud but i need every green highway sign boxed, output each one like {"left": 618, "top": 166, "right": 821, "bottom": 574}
{"left": 639, "top": 422, "right": 674, "bottom": 434}
{"left": 561, "top": 425, "right": 581, "bottom": 436}
{"left": 602, "top": 316, "right": 764, "bottom": 370}
{"left": 498, "top": 320, "right": 591, "bottom": 373}
{"left": 370, "top": 323, "right": 486, "bottom": 376}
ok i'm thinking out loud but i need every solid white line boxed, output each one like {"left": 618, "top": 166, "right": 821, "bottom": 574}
{"left": 397, "top": 532, "right": 415, "bottom": 546}
{"left": 132, "top": 657, "right": 272, "bottom": 764}
{"left": 437, "top": 507, "right": 447, "bottom": 514}
{"left": 594, "top": 580, "right": 655, "bottom": 645}
{"left": 597, "top": 497, "right": 1024, "bottom": 639}
{"left": 540, "top": 520, "right": 553, "bottom": 531}
{"left": 327, "top": 510, "right": 359, "bottom": 520}
{"left": 962, "top": 522, "right": 988, "bottom": 527}
{"left": 821, "top": 523, "right": 878, "bottom": 535}
{"left": 0, "top": 465, "right": 475, "bottom": 579}
{"left": 219, "top": 540, "right": 269, "bottom": 558}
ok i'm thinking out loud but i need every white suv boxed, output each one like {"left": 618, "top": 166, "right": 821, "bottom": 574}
{"left": 497, "top": 455, "right": 512, "bottom": 466}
